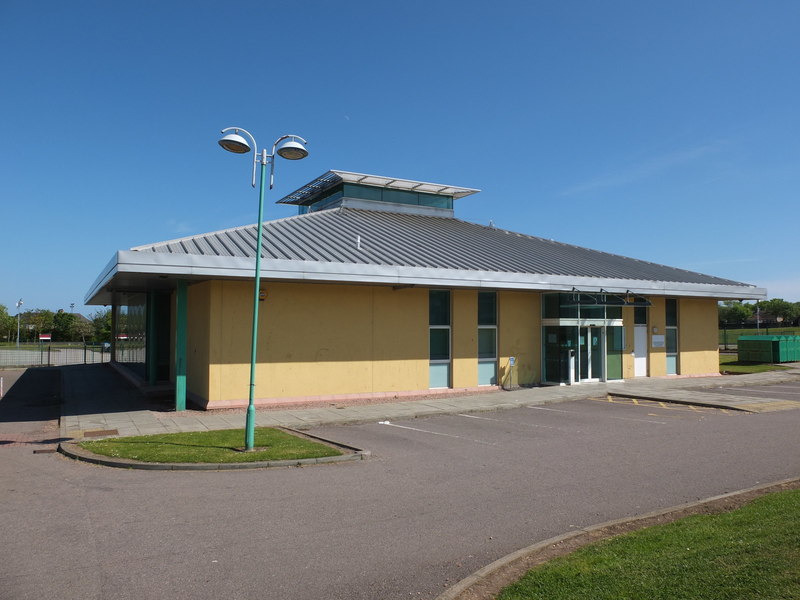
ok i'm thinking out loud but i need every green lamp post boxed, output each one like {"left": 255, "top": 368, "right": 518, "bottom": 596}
{"left": 218, "top": 127, "right": 309, "bottom": 451}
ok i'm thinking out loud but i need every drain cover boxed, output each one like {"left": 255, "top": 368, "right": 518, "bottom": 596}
{"left": 83, "top": 429, "right": 119, "bottom": 438}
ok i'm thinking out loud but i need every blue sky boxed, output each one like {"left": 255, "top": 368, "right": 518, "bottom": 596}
{"left": 2, "top": 0, "right": 799, "bottom": 316}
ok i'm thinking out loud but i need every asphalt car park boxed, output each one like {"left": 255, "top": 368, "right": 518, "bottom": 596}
{"left": 3, "top": 390, "right": 799, "bottom": 600}
{"left": 702, "top": 380, "right": 800, "bottom": 403}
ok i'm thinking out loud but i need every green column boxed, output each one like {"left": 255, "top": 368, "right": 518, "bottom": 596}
{"left": 110, "top": 303, "right": 118, "bottom": 362}
{"left": 175, "top": 281, "right": 187, "bottom": 411}
{"left": 146, "top": 291, "right": 158, "bottom": 385}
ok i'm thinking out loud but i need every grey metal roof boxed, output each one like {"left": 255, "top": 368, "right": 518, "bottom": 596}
{"left": 276, "top": 170, "right": 480, "bottom": 205}
{"left": 131, "top": 207, "right": 750, "bottom": 287}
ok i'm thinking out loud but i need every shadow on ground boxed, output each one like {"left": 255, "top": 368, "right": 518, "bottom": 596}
{"left": 0, "top": 368, "right": 62, "bottom": 424}
{"left": 1, "top": 364, "right": 174, "bottom": 424}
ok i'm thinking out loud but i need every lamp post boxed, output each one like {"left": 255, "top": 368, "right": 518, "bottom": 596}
{"left": 218, "top": 127, "right": 309, "bottom": 451}
{"left": 15, "top": 299, "right": 23, "bottom": 349}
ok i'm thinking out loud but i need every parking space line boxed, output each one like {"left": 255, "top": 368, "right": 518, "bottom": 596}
{"left": 456, "top": 413, "right": 558, "bottom": 430}
{"left": 526, "top": 405, "right": 668, "bottom": 425}
{"left": 377, "top": 421, "right": 496, "bottom": 446}
{"left": 721, "top": 388, "right": 800, "bottom": 397}
{"left": 526, "top": 405, "right": 575, "bottom": 414}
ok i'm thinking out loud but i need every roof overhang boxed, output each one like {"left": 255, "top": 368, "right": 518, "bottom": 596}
{"left": 277, "top": 170, "right": 480, "bottom": 205}
{"left": 85, "top": 250, "right": 768, "bottom": 305}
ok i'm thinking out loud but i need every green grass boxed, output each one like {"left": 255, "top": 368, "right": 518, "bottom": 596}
{"left": 719, "top": 354, "right": 790, "bottom": 374}
{"left": 498, "top": 489, "right": 800, "bottom": 600}
{"left": 80, "top": 427, "right": 343, "bottom": 463}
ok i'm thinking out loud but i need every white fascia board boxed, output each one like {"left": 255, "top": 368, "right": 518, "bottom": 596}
{"left": 100, "top": 250, "right": 767, "bottom": 301}
{"left": 84, "top": 252, "right": 122, "bottom": 304}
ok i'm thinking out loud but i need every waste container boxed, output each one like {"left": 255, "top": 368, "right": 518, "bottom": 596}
{"left": 781, "top": 335, "right": 800, "bottom": 362}
{"left": 737, "top": 336, "right": 778, "bottom": 363}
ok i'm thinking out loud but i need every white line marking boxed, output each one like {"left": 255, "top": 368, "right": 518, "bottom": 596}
{"left": 377, "top": 421, "right": 496, "bottom": 445}
{"left": 456, "top": 413, "right": 557, "bottom": 429}
{"left": 525, "top": 405, "right": 667, "bottom": 425}
{"left": 725, "top": 388, "right": 800, "bottom": 397}
{"left": 525, "top": 405, "right": 574, "bottom": 414}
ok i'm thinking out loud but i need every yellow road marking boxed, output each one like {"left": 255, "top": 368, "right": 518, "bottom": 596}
{"left": 588, "top": 395, "right": 742, "bottom": 415}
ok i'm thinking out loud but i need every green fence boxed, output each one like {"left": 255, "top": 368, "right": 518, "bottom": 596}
{"left": 719, "top": 326, "right": 800, "bottom": 350}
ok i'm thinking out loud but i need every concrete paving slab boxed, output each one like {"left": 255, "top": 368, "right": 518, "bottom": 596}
{"left": 55, "top": 363, "right": 800, "bottom": 441}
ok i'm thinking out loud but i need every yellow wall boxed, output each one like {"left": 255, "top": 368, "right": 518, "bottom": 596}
{"left": 198, "top": 281, "right": 429, "bottom": 405}
{"left": 179, "top": 281, "right": 722, "bottom": 406}
{"left": 186, "top": 282, "right": 212, "bottom": 400}
{"left": 678, "top": 298, "right": 719, "bottom": 375}
{"left": 498, "top": 291, "right": 539, "bottom": 386}
{"left": 622, "top": 306, "right": 636, "bottom": 378}
{"left": 452, "top": 289, "right": 478, "bottom": 388}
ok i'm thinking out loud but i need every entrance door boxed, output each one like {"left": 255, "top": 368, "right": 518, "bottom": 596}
{"left": 579, "top": 326, "right": 604, "bottom": 382}
{"left": 633, "top": 325, "right": 648, "bottom": 377}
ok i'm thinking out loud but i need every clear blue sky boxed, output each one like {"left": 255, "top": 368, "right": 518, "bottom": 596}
{"left": 2, "top": 0, "right": 799, "bottom": 317}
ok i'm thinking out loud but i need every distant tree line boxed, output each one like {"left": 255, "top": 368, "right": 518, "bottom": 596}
{"left": 719, "top": 299, "right": 800, "bottom": 327}
{"left": 0, "top": 305, "right": 112, "bottom": 343}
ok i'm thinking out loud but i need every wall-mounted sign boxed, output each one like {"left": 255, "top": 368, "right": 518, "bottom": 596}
{"left": 652, "top": 334, "right": 665, "bottom": 348}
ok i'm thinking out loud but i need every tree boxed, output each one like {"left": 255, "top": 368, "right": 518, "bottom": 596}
{"left": 71, "top": 319, "right": 94, "bottom": 343}
{"left": 21, "top": 309, "right": 55, "bottom": 341}
{"left": 53, "top": 309, "right": 77, "bottom": 341}
{"left": 91, "top": 308, "right": 112, "bottom": 342}
{"left": 718, "top": 301, "right": 754, "bottom": 325}
{"left": 0, "top": 304, "right": 15, "bottom": 342}
{"left": 757, "top": 299, "right": 799, "bottom": 324}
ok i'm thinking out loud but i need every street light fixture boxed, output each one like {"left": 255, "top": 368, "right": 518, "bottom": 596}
{"left": 218, "top": 127, "right": 309, "bottom": 451}
{"left": 15, "top": 299, "right": 23, "bottom": 348}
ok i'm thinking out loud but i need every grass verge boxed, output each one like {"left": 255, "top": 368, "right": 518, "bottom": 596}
{"left": 719, "top": 354, "right": 790, "bottom": 374}
{"left": 79, "top": 427, "right": 343, "bottom": 463}
{"left": 498, "top": 489, "right": 800, "bottom": 600}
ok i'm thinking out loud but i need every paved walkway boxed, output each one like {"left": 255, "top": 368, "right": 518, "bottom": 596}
{"left": 57, "top": 363, "right": 800, "bottom": 440}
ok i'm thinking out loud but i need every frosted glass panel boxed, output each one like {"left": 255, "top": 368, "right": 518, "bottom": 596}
{"left": 478, "top": 360, "right": 497, "bottom": 385}
{"left": 666, "top": 355, "right": 678, "bottom": 375}
{"left": 429, "top": 363, "right": 450, "bottom": 388}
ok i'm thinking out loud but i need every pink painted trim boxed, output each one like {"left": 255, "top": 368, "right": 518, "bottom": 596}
{"left": 649, "top": 372, "right": 722, "bottom": 379}
{"left": 201, "top": 385, "right": 502, "bottom": 411}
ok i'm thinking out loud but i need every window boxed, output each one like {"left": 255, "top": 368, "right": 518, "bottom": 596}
{"left": 665, "top": 299, "right": 678, "bottom": 374}
{"left": 478, "top": 292, "right": 497, "bottom": 385}
{"left": 429, "top": 290, "right": 451, "bottom": 388}
{"left": 344, "top": 184, "right": 453, "bottom": 209}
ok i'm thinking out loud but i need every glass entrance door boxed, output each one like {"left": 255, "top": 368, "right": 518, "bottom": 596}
{"left": 579, "top": 326, "right": 603, "bottom": 381}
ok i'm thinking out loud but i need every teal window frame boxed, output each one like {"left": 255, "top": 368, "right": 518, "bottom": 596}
{"left": 429, "top": 290, "right": 451, "bottom": 388}
{"left": 666, "top": 299, "right": 678, "bottom": 374}
{"left": 478, "top": 291, "right": 497, "bottom": 385}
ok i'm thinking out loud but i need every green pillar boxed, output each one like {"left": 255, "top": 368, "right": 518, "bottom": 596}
{"left": 146, "top": 291, "right": 158, "bottom": 385}
{"left": 110, "top": 303, "right": 118, "bottom": 362}
{"left": 175, "top": 281, "right": 187, "bottom": 411}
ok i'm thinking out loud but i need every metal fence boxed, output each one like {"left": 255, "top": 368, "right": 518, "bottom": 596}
{"left": 0, "top": 343, "right": 111, "bottom": 368}
{"left": 719, "top": 323, "right": 800, "bottom": 351}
